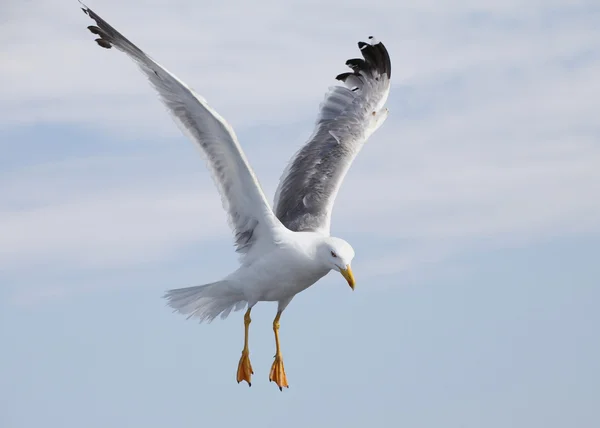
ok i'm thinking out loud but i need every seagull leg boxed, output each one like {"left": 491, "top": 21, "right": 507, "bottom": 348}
{"left": 236, "top": 308, "right": 253, "bottom": 386}
{"left": 269, "top": 310, "right": 289, "bottom": 390}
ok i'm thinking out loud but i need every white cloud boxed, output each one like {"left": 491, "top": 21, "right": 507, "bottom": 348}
{"left": 2, "top": 0, "right": 600, "bottom": 300}
{"left": 0, "top": 155, "right": 231, "bottom": 269}
{"left": 3, "top": 0, "right": 599, "bottom": 132}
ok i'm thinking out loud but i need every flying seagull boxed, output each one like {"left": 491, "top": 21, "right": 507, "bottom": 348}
{"left": 79, "top": 2, "right": 391, "bottom": 390}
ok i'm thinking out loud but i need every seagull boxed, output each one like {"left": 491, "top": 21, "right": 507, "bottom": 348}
{"left": 80, "top": 2, "right": 391, "bottom": 390}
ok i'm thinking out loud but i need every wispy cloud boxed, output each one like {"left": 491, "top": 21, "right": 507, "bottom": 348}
{"left": 3, "top": 1, "right": 599, "bottom": 132}
{"left": 2, "top": 0, "right": 599, "bottom": 301}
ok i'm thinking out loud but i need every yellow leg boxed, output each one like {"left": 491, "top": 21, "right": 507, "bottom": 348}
{"left": 269, "top": 310, "right": 289, "bottom": 390}
{"left": 236, "top": 308, "right": 253, "bottom": 386}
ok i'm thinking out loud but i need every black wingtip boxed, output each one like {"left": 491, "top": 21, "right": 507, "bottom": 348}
{"left": 87, "top": 25, "right": 101, "bottom": 35}
{"left": 79, "top": 0, "right": 89, "bottom": 14}
{"left": 335, "top": 72, "right": 352, "bottom": 82}
{"left": 338, "top": 37, "right": 391, "bottom": 80}
{"left": 95, "top": 38, "right": 112, "bottom": 49}
{"left": 346, "top": 58, "right": 366, "bottom": 71}
{"left": 80, "top": 4, "right": 122, "bottom": 51}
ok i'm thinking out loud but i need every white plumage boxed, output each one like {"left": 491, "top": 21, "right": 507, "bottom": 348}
{"left": 80, "top": 1, "right": 391, "bottom": 389}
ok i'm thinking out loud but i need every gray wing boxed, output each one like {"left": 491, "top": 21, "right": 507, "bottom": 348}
{"left": 80, "top": 3, "right": 281, "bottom": 254}
{"left": 273, "top": 37, "right": 392, "bottom": 234}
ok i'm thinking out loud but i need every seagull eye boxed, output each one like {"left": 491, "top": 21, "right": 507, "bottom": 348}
{"left": 331, "top": 251, "right": 337, "bottom": 258}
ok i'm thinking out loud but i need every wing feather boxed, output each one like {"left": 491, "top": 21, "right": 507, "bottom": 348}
{"left": 80, "top": 3, "right": 281, "bottom": 254}
{"left": 273, "top": 37, "right": 392, "bottom": 234}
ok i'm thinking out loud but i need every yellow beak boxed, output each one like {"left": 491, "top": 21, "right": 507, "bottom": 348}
{"left": 340, "top": 265, "right": 356, "bottom": 290}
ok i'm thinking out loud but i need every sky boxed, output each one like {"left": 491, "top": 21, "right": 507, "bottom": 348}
{"left": 1, "top": 0, "right": 599, "bottom": 427}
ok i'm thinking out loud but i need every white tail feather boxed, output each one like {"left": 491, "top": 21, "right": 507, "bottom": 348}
{"left": 164, "top": 281, "right": 246, "bottom": 323}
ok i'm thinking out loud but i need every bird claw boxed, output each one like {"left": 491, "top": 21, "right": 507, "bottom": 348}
{"left": 269, "top": 354, "right": 289, "bottom": 391}
{"left": 236, "top": 350, "right": 253, "bottom": 386}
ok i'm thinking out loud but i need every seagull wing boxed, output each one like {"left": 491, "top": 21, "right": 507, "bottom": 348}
{"left": 80, "top": 3, "right": 282, "bottom": 255}
{"left": 273, "top": 37, "right": 392, "bottom": 235}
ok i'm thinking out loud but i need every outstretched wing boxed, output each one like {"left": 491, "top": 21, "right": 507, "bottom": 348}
{"left": 80, "top": 3, "right": 282, "bottom": 254}
{"left": 273, "top": 37, "right": 391, "bottom": 235}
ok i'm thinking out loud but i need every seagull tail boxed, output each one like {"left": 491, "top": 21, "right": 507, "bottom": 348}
{"left": 163, "top": 281, "right": 246, "bottom": 323}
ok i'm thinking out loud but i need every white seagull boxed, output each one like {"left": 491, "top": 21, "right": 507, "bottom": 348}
{"left": 80, "top": 2, "right": 391, "bottom": 390}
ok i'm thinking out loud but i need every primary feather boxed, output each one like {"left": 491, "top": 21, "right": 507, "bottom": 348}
{"left": 81, "top": 4, "right": 281, "bottom": 256}
{"left": 273, "top": 37, "right": 391, "bottom": 235}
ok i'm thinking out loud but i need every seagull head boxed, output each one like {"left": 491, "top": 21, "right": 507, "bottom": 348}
{"left": 319, "top": 237, "right": 356, "bottom": 290}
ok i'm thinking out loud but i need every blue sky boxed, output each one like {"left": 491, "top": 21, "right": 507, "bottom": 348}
{"left": 1, "top": 0, "right": 599, "bottom": 427}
